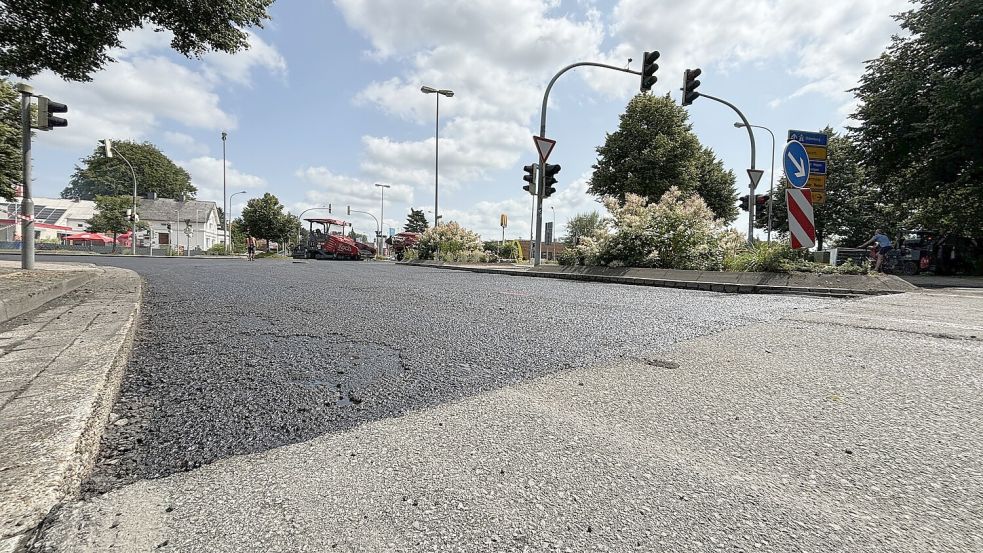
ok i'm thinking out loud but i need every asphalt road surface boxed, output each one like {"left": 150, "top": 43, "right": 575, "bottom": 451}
{"left": 11, "top": 255, "right": 836, "bottom": 496}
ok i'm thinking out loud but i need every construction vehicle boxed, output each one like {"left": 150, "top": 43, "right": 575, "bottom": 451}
{"left": 292, "top": 217, "right": 361, "bottom": 260}
{"left": 386, "top": 232, "right": 421, "bottom": 261}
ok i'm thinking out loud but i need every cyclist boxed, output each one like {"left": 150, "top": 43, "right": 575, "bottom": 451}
{"left": 860, "top": 229, "right": 893, "bottom": 272}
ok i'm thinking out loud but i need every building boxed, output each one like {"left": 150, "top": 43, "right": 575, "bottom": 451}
{"left": 1, "top": 195, "right": 98, "bottom": 243}
{"left": 515, "top": 239, "right": 567, "bottom": 261}
{"left": 136, "top": 196, "right": 222, "bottom": 251}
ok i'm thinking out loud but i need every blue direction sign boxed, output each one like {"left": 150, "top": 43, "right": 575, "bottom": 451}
{"left": 787, "top": 129, "right": 828, "bottom": 147}
{"left": 809, "top": 160, "right": 827, "bottom": 175}
{"left": 784, "top": 140, "right": 811, "bottom": 188}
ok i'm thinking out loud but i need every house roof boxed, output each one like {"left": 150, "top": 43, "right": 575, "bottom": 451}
{"left": 138, "top": 198, "right": 217, "bottom": 223}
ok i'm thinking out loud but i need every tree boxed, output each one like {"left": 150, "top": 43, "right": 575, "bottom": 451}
{"left": 240, "top": 193, "right": 297, "bottom": 246}
{"left": 851, "top": 0, "right": 983, "bottom": 237}
{"left": 759, "top": 128, "right": 881, "bottom": 248}
{"left": 404, "top": 209, "right": 429, "bottom": 233}
{"left": 348, "top": 230, "right": 369, "bottom": 242}
{"left": 0, "top": 1, "right": 274, "bottom": 82}
{"left": 563, "top": 212, "right": 606, "bottom": 245}
{"left": 1, "top": 79, "right": 21, "bottom": 200}
{"left": 588, "top": 94, "right": 738, "bottom": 222}
{"left": 86, "top": 195, "right": 144, "bottom": 253}
{"left": 62, "top": 141, "right": 195, "bottom": 201}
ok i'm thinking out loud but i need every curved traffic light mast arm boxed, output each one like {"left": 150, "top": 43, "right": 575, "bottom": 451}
{"left": 348, "top": 209, "right": 380, "bottom": 236}
{"left": 533, "top": 61, "right": 643, "bottom": 266}
{"left": 107, "top": 148, "right": 139, "bottom": 255}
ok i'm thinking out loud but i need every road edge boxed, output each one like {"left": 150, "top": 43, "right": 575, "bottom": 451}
{"left": 0, "top": 270, "right": 100, "bottom": 326}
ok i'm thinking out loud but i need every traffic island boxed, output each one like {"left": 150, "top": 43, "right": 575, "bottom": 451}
{"left": 399, "top": 260, "right": 916, "bottom": 297}
{"left": 0, "top": 265, "right": 142, "bottom": 552}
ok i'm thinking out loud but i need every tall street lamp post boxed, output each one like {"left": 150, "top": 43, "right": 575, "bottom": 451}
{"left": 420, "top": 86, "right": 454, "bottom": 227}
{"left": 228, "top": 190, "right": 246, "bottom": 253}
{"left": 374, "top": 183, "right": 391, "bottom": 256}
{"left": 735, "top": 122, "right": 776, "bottom": 242}
{"left": 221, "top": 131, "right": 228, "bottom": 253}
{"left": 100, "top": 140, "right": 138, "bottom": 255}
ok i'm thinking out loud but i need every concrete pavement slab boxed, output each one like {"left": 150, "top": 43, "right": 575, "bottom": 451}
{"left": 30, "top": 288, "right": 983, "bottom": 552}
{"left": 0, "top": 267, "right": 141, "bottom": 553}
{"left": 0, "top": 262, "right": 101, "bottom": 326}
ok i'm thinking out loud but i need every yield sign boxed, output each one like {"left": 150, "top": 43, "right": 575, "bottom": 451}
{"left": 533, "top": 135, "right": 556, "bottom": 163}
{"left": 786, "top": 188, "right": 816, "bottom": 249}
{"left": 747, "top": 169, "right": 764, "bottom": 188}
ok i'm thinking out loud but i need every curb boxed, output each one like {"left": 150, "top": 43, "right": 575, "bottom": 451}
{"left": 0, "top": 270, "right": 100, "bottom": 326}
{"left": 399, "top": 262, "right": 908, "bottom": 297}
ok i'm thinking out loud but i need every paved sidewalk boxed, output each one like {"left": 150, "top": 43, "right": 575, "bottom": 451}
{"left": 0, "top": 262, "right": 101, "bottom": 325}
{"left": 0, "top": 267, "right": 141, "bottom": 553}
{"left": 31, "top": 288, "right": 983, "bottom": 552}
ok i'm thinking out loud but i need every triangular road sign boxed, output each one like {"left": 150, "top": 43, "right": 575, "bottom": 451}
{"left": 533, "top": 135, "right": 556, "bottom": 163}
{"left": 747, "top": 169, "right": 765, "bottom": 188}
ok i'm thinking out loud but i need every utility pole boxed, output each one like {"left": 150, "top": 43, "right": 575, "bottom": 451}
{"left": 222, "top": 132, "right": 228, "bottom": 253}
{"left": 16, "top": 84, "right": 33, "bottom": 269}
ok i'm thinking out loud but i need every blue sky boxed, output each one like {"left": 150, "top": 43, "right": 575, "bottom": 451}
{"left": 24, "top": 0, "right": 909, "bottom": 240}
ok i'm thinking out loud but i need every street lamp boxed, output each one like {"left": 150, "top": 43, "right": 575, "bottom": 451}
{"left": 735, "top": 122, "right": 776, "bottom": 242}
{"left": 421, "top": 85, "right": 454, "bottom": 227}
{"left": 374, "top": 183, "right": 391, "bottom": 256}
{"left": 221, "top": 131, "right": 228, "bottom": 253}
{"left": 229, "top": 190, "right": 247, "bottom": 253}
{"left": 100, "top": 140, "right": 138, "bottom": 255}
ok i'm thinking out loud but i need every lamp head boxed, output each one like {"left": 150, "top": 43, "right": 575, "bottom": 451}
{"left": 421, "top": 86, "right": 438, "bottom": 94}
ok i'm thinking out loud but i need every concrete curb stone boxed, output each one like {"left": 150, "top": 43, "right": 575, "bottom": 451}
{"left": 0, "top": 264, "right": 101, "bottom": 326}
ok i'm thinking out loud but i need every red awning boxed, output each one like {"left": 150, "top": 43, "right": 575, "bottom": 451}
{"left": 64, "top": 232, "right": 113, "bottom": 244}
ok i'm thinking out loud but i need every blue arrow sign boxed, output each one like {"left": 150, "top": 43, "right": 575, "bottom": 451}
{"left": 784, "top": 140, "right": 810, "bottom": 188}
{"left": 809, "top": 160, "right": 827, "bottom": 174}
{"left": 787, "top": 129, "right": 828, "bottom": 146}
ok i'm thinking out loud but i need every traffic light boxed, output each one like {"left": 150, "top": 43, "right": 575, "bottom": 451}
{"left": 36, "top": 96, "right": 68, "bottom": 130}
{"left": 347, "top": 206, "right": 351, "bottom": 215}
{"left": 754, "top": 194, "right": 768, "bottom": 209}
{"left": 739, "top": 195, "right": 750, "bottom": 212}
{"left": 166, "top": 223, "right": 172, "bottom": 231}
{"left": 543, "top": 163, "right": 560, "bottom": 198}
{"left": 522, "top": 163, "right": 537, "bottom": 195}
{"left": 100, "top": 139, "right": 113, "bottom": 158}
{"left": 640, "top": 51, "right": 660, "bottom": 93}
{"left": 682, "top": 68, "right": 702, "bottom": 106}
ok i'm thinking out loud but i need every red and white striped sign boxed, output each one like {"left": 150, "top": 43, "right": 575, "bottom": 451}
{"left": 786, "top": 188, "right": 816, "bottom": 249}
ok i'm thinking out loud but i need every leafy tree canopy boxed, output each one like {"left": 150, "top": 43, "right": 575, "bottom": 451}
{"left": 240, "top": 193, "right": 296, "bottom": 243}
{"left": 62, "top": 140, "right": 196, "bottom": 201}
{"left": 563, "top": 211, "right": 606, "bottom": 245}
{"left": 1, "top": 79, "right": 21, "bottom": 200}
{"left": 0, "top": 0, "right": 274, "bottom": 81}
{"left": 588, "top": 94, "right": 738, "bottom": 222}
{"left": 851, "top": 0, "right": 983, "bottom": 236}
{"left": 86, "top": 195, "right": 147, "bottom": 252}
{"left": 404, "top": 208, "right": 429, "bottom": 233}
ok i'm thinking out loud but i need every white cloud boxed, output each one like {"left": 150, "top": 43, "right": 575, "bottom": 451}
{"left": 294, "top": 166, "right": 415, "bottom": 233}
{"left": 179, "top": 157, "right": 267, "bottom": 205}
{"left": 29, "top": 27, "right": 286, "bottom": 150}
{"left": 163, "top": 131, "right": 209, "bottom": 156}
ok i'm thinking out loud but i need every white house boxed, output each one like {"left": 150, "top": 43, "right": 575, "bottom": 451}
{"left": 137, "top": 196, "right": 222, "bottom": 251}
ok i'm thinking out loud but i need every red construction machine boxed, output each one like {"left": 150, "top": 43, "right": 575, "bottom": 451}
{"left": 292, "top": 217, "right": 362, "bottom": 260}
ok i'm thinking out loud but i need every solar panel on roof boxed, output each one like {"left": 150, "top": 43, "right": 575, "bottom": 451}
{"left": 44, "top": 209, "right": 67, "bottom": 224}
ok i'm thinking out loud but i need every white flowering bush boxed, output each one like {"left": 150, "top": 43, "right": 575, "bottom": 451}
{"left": 416, "top": 221, "right": 484, "bottom": 261}
{"left": 597, "top": 188, "right": 740, "bottom": 271}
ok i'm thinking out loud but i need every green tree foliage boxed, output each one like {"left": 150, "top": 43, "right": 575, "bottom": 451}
{"left": 404, "top": 208, "right": 429, "bottom": 233}
{"left": 86, "top": 195, "right": 144, "bottom": 252}
{"left": 0, "top": 1, "right": 274, "bottom": 81}
{"left": 760, "top": 128, "right": 881, "bottom": 248}
{"left": 62, "top": 141, "right": 195, "bottom": 201}
{"left": 1, "top": 79, "right": 21, "bottom": 200}
{"left": 239, "top": 193, "right": 297, "bottom": 245}
{"left": 588, "top": 94, "right": 738, "bottom": 222}
{"left": 563, "top": 211, "right": 606, "bottom": 245}
{"left": 851, "top": 0, "right": 983, "bottom": 237}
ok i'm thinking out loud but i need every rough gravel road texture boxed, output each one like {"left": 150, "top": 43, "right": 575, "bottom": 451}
{"left": 22, "top": 257, "right": 834, "bottom": 496}
{"left": 30, "top": 283, "right": 983, "bottom": 552}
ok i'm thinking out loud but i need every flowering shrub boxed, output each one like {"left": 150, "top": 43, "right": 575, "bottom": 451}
{"left": 597, "top": 188, "right": 737, "bottom": 270}
{"left": 416, "top": 221, "right": 484, "bottom": 260}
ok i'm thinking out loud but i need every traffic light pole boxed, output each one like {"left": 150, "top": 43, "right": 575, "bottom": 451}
{"left": 696, "top": 93, "right": 757, "bottom": 243}
{"left": 16, "top": 84, "right": 33, "bottom": 269}
{"left": 110, "top": 149, "right": 139, "bottom": 255}
{"left": 536, "top": 62, "right": 642, "bottom": 266}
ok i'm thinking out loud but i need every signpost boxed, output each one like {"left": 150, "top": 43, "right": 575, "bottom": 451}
{"left": 786, "top": 130, "right": 828, "bottom": 204}
{"left": 500, "top": 213, "right": 508, "bottom": 245}
{"left": 786, "top": 188, "right": 816, "bottom": 249}
{"left": 532, "top": 135, "right": 556, "bottom": 264}
{"left": 747, "top": 169, "right": 764, "bottom": 189}
{"left": 533, "top": 136, "right": 556, "bottom": 163}
{"left": 783, "top": 140, "right": 810, "bottom": 188}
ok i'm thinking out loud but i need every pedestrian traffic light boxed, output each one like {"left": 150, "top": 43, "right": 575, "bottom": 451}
{"left": 682, "top": 68, "right": 702, "bottom": 106}
{"left": 522, "top": 163, "right": 536, "bottom": 195}
{"left": 640, "top": 51, "right": 660, "bottom": 93}
{"left": 36, "top": 96, "right": 68, "bottom": 130}
{"left": 739, "top": 195, "right": 750, "bottom": 212}
{"left": 754, "top": 194, "right": 768, "bottom": 208}
{"left": 543, "top": 164, "right": 560, "bottom": 198}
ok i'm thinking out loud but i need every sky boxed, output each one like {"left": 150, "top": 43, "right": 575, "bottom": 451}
{"left": 22, "top": 0, "right": 911, "bottom": 241}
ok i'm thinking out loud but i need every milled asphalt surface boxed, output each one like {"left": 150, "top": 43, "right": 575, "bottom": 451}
{"left": 2, "top": 254, "right": 837, "bottom": 498}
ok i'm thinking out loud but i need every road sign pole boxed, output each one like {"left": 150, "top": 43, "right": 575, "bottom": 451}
{"left": 17, "top": 84, "right": 34, "bottom": 269}
{"left": 698, "top": 93, "right": 756, "bottom": 243}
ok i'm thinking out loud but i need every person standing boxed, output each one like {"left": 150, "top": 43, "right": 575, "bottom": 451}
{"left": 860, "top": 229, "right": 893, "bottom": 272}
{"left": 247, "top": 236, "right": 257, "bottom": 261}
